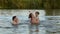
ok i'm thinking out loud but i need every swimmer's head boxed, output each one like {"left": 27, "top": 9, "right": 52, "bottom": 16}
{"left": 35, "top": 11, "right": 39, "bottom": 17}
{"left": 12, "top": 16, "right": 18, "bottom": 21}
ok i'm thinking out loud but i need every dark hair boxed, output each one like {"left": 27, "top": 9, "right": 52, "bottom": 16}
{"left": 35, "top": 12, "right": 39, "bottom": 15}
{"left": 28, "top": 13, "right": 32, "bottom": 18}
{"left": 12, "top": 16, "right": 16, "bottom": 21}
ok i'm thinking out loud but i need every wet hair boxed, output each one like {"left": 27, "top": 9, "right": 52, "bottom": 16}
{"left": 12, "top": 16, "right": 16, "bottom": 21}
{"left": 28, "top": 13, "right": 32, "bottom": 18}
{"left": 35, "top": 12, "right": 39, "bottom": 15}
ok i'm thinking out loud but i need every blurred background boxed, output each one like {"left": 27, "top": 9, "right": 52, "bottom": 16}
{"left": 0, "top": 0, "right": 60, "bottom": 34}
{"left": 0, "top": 0, "right": 60, "bottom": 16}
{"left": 0, "top": 0, "right": 60, "bottom": 9}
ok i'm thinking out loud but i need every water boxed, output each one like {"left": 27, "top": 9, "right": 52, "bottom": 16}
{"left": 0, "top": 19, "right": 59, "bottom": 34}
{"left": 0, "top": 24, "right": 46, "bottom": 34}
{"left": 0, "top": 16, "right": 60, "bottom": 34}
{"left": 0, "top": 10, "right": 60, "bottom": 34}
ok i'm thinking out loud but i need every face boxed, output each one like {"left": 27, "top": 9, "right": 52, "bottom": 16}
{"left": 14, "top": 17, "right": 18, "bottom": 22}
{"left": 35, "top": 13, "right": 39, "bottom": 17}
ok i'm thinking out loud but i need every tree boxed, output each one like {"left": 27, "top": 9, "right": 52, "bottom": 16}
{"left": 0, "top": 0, "right": 60, "bottom": 9}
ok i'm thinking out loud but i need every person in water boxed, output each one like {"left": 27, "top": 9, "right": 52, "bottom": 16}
{"left": 29, "top": 12, "right": 39, "bottom": 32}
{"left": 12, "top": 16, "right": 19, "bottom": 33}
{"left": 12, "top": 16, "right": 19, "bottom": 25}
{"left": 35, "top": 11, "right": 40, "bottom": 32}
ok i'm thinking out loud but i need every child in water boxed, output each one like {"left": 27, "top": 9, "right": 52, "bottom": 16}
{"left": 35, "top": 11, "right": 40, "bottom": 32}
{"left": 12, "top": 16, "right": 19, "bottom": 26}
{"left": 29, "top": 11, "right": 39, "bottom": 32}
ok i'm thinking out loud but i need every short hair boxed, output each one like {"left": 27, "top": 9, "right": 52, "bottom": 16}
{"left": 35, "top": 12, "right": 39, "bottom": 15}
{"left": 12, "top": 16, "right": 16, "bottom": 21}
{"left": 28, "top": 13, "right": 32, "bottom": 18}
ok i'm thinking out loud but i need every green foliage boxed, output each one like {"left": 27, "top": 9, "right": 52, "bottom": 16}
{"left": 0, "top": 0, "right": 60, "bottom": 9}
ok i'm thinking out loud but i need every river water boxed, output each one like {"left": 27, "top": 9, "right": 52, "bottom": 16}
{"left": 0, "top": 10, "right": 60, "bottom": 34}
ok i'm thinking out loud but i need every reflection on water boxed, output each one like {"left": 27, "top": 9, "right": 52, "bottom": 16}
{"left": 0, "top": 24, "right": 46, "bottom": 34}
{"left": 0, "top": 16, "right": 60, "bottom": 34}
{"left": 0, "top": 24, "right": 29, "bottom": 34}
{"left": 0, "top": 10, "right": 60, "bottom": 34}
{"left": 0, "top": 19, "right": 60, "bottom": 34}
